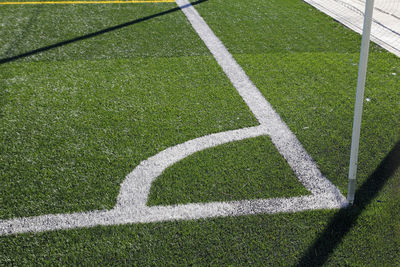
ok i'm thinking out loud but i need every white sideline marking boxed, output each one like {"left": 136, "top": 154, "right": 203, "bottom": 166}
{"left": 0, "top": 0, "right": 348, "bottom": 236}
{"left": 304, "top": 0, "right": 400, "bottom": 57}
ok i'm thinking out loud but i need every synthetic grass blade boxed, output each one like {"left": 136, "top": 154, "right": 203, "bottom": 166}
{"left": 0, "top": 0, "right": 348, "bottom": 236}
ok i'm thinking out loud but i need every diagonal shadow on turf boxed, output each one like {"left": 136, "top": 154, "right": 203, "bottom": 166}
{"left": 297, "top": 139, "right": 400, "bottom": 266}
{"left": 0, "top": 0, "right": 207, "bottom": 65}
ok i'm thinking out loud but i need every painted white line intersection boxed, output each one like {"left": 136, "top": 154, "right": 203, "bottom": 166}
{"left": 0, "top": 0, "right": 348, "bottom": 236}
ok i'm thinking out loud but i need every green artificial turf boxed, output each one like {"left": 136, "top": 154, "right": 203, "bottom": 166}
{"left": 193, "top": 0, "right": 365, "bottom": 54}
{"left": 234, "top": 52, "right": 400, "bottom": 194}
{"left": 0, "top": 54, "right": 262, "bottom": 219}
{"left": 1, "top": 183, "right": 399, "bottom": 265}
{"left": 194, "top": 0, "right": 400, "bottom": 264}
{"left": 195, "top": 0, "right": 400, "bottom": 193}
{"left": 148, "top": 136, "right": 309, "bottom": 206}
{"left": 0, "top": 3, "right": 207, "bottom": 62}
{"left": 1, "top": 0, "right": 400, "bottom": 265}
{"left": 1, "top": 2, "right": 266, "bottom": 219}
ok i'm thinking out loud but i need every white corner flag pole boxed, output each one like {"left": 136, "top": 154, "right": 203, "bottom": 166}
{"left": 347, "top": 0, "right": 375, "bottom": 205}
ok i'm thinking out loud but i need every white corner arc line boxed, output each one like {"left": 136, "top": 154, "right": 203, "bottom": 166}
{"left": 0, "top": 0, "right": 348, "bottom": 236}
{"left": 174, "top": 0, "right": 347, "bottom": 202}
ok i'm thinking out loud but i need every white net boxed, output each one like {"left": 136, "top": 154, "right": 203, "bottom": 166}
{"left": 304, "top": 0, "right": 400, "bottom": 57}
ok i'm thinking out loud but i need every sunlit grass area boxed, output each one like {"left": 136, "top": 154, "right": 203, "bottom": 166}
{"left": 1, "top": 0, "right": 399, "bottom": 265}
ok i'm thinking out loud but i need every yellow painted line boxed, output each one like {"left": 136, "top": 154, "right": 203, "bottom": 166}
{"left": 0, "top": 0, "right": 174, "bottom": 4}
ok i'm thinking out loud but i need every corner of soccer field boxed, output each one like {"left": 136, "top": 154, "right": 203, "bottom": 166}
{"left": 1, "top": 0, "right": 399, "bottom": 265}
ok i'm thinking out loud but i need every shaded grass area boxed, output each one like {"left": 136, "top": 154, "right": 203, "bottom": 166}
{"left": 1, "top": 175, "right": 399, "bottom": 266}
{"left": 0, "top": 3, "right": 209, "bottom": 62}
{"left": 1, "top": 0, "right": 400, "bottom": 265}
{"left": 0, "top": 56, "right": 258, "bottom": 219}
{"left": 2, "top": 0, "right": 286, "bottom": 220}
{"left": 194, "top": 0, "right": 400, "bottom": 264}
{"left": 148, "top": 136, "right": 309, "bottom": 206}
{"left": 298, "top": 140, "right": 400, "bottom": 265}
{"left": 0, "top": 212, "right": 337, "bottom": 265}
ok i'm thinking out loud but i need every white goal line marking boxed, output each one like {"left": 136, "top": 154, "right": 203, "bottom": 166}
{"left": 0, "top": 0, "right": 348, "bottom": 236}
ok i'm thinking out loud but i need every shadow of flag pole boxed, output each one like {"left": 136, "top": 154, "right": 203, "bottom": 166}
{"left": 348, "top": 0, "right": 375, "bottom": 205}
